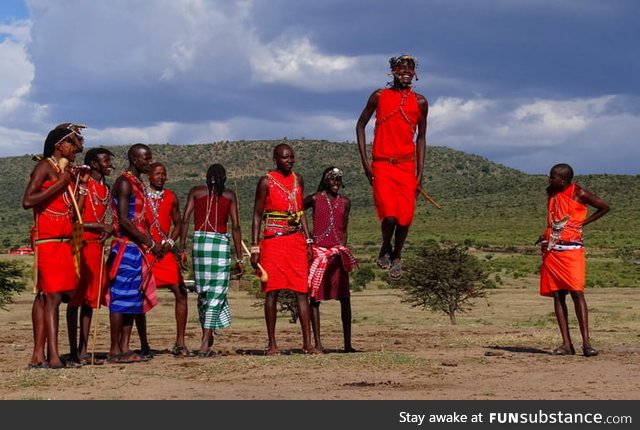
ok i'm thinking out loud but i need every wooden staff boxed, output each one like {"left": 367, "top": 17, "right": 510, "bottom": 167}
{"left": 57, "top": 158, "right": 84, "bottom": 224}
{"left": 90, "top": 245, "right": 108, "bottom": 365}
{"left": 58, "top": 158, "right": 84, "bottom": 278}
{"left": 417, "top": 186, "right": 443, "bottom": 209}
{"left": 241, "top": 240, "right": 268, "bottom": 283}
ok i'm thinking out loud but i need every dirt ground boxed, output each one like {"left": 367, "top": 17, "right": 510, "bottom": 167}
{"left": 1, "top": 277, "right": 640, "bottom": 400}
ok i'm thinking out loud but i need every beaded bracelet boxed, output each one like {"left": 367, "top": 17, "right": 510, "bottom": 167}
{"left": 250, "top": 245, "right": 260, "bottom": 254}
{"left": 305, "top": 238, "right": 314, "bottom": 244}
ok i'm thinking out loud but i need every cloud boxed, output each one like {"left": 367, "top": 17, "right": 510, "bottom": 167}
{"left": 430, "top": 95, "right": 639, "bottom": 173}
{"left": 1, "top": 1, "right": 638, "bottom": 176}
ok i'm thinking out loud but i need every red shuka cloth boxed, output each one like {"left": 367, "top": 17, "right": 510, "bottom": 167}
{"left": 260, "top": 170, "right": 308, "bottom": 293}
{"left": 70, "top": 179, "right": 110, "bottom": 307}
{"left": 540, "top": 184, "right": 589, "bottom": 297}
{"left": 145, "top": 189, "right": 181, "bottom": 286}
{"left": 31, "top": 180, "right": 77, "bottom": 294}
{"left": 371, "top": 88, "right": 420, "bottom": 226}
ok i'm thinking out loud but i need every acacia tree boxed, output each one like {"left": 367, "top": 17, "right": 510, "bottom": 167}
{"left": 396, "top": 243, "right": 489, "bottom": 324}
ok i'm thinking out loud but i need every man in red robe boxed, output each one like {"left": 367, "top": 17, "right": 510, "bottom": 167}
{"left": 356, "top": 54, "right": 429, "bottom": 280}
{"left": 137, "top": 162, "right": 189, "bottom": 357}
{"left": 538, "top": 163, "right": 609, "bottom": 357}
{"left": 23, "top": 124, "right": 85, "bottom": 369}
{"left": 67, "top": 147, "right": 115, "bottom": 365}
{"left": 250, "top": 144, "right": 317, "bottom": 355}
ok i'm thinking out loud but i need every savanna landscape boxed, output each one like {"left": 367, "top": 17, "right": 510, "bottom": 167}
{"left": 0, "top": 140, "right": 639, "bottom": 400}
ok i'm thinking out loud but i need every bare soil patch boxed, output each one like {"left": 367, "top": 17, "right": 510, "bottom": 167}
{"left": 1, "top": 279, "right": 640, "bottom": 400}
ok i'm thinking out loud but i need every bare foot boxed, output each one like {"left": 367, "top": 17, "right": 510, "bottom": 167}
{"left": 344, "top": 346, "right": 358, "bottom": 353}
{"left": 302, "top": 347, "right": 321, "bottom": 355}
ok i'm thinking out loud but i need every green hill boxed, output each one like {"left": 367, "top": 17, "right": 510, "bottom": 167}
{"left": 2, "top": 140, "right": 639, "bottom": 251}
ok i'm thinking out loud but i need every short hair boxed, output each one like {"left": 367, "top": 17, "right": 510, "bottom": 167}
{"left": 84, "top": 147, "right": 115, "bottom": 166}
{"left": 127, "top": 143, "right": 151, "bottom": 163}
{"left": 273, "top": 143, "right": 293, "bottom": 158}
{"left": 149, "top": 162, "right": 165, "bottom": 172}
{"left": 552, "top": 163, "right": 574, "bottom": 181}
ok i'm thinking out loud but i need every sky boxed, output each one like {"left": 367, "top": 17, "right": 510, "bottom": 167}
{"left": 1, "top": 0, "right": 639, "bottom": 174}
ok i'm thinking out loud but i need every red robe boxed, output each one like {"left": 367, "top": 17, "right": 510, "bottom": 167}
{"left": 145, "top": 189, "right": 182, "bottom": 286}
{"left": 371, "top": 88, "right": 420, "bottom": 226}
{"left": 70, "top": 178, "right": 110, "bottom": 307}
{"left": 539, "top": 183, "right": 588, "bottom": 297}
{"left": 31, "top": 180, "right": 77, "bottom": 294}
{"left": 259, "top": 170, "right": 308, "bottom": 293}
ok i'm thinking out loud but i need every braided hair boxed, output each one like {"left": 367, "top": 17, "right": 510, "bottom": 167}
{"left": 206, "top": 164, "right": 226, "bottom": 196}
{"left": 43, "top": 128, "right": 75, "bottom": 158}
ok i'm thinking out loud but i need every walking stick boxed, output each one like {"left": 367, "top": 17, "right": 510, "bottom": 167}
{"left": 417, "top": 186, "right": 443, "bottom": 209}
{"left": 90, "top": 244, "right": 108, "bottom": 365}
{"left": 241, "top": 241, "right": 269, "bottom": 283}
{"left": 58, "top": 158, "right": 84, "bottom": 277}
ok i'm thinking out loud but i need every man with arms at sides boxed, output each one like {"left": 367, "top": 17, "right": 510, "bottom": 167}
{"left": 250, "top": 144, "right": 317, "bottom": 355}
{"left": 304, "top": 166, "right": 359, "bottom": 353}
{"left": 23, "top": 124, "right": 85, "bottom": 369}
{"left": 135, "top": 162, "right": 189, "bottom": 357}
{"left": 180, "top": 163, "right": 244, "bottom": 357}
{"left": 539, "top": 163, "right": 609, "bottom": 357}
{"left": 356, "top": 54, "right": 429, "bottom": 280}
{"left": 107, "top": 144, "right": 163, "bottom": 363}
{"left": 67, "top": 148, "right": 115, "bottom": 365}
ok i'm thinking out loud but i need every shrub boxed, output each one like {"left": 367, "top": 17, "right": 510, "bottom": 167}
{"left": 0, "top": 260, "right": 27, "bottom": 309}
{"left": 351, "top": 265, "right": 375, "bottom": 291}
{"left": 395, "top": 243, "right": 490, "bottom": 324}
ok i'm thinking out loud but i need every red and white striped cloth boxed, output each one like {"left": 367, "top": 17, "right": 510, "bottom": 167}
{"left": 308, "top": 244, "right": 359, "bottom": 297}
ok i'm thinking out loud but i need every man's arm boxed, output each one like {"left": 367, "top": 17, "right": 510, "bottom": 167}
{"left": 114, "top": 177, "right": 162, "bottom": 256}
{"left": 250, "top": 176, "right": 268, "bottom": 270}
{"left": 22, "top": 162, "right": 72, "bottom": 209}
{"left": 415, "top": 94, "right": 429, "bottom": 188}
{"left": 178, "top": 187, "right": 196, "bottom": 268}
{"left": 342, "top": 197, "right": 351, "bottom": 246}
{"left": 226, "top": 189, "right": 245, "bottom": 277}
{"left": 355, "top": 90, "right": 381, "bottom": 186}
{"left": 576, "top": 187, "right": 610, "bottom": 227}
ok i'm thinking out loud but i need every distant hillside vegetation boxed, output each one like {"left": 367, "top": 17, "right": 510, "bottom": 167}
{"left": 1, "top": 140, "right": 639, "bottom": 250}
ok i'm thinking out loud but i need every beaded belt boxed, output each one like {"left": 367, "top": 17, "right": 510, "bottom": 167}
{"left": 372, "top": 155, "right": 416, "bottom": 164}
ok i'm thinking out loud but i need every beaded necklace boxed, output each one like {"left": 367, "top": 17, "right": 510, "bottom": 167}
{"left": 88, "top": 178, "right": 110, "bottom": 224}
{"left": 147, "top": 188, "right": 169, "bottom": 241}
{"left": 313, "top": 191, "right": 342, "bottom": 244}
{"left": 267, "top": 173, "right": 299, "bottom": 212}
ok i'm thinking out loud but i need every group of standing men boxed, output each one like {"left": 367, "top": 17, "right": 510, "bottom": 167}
{"left": 22, "top": 53, "right": 608, "bottom": 369}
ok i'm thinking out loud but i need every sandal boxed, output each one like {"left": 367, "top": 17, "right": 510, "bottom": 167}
{"left": 27, "top": 362, "right": 49, "bottom": 370}
{"left": 196, "top": 350, "right": 217, "bottom": 358}
{"left": 376, "top": 246, "right": 392, "bottom": 270}
{"left": 551, "top": 345, "right": 575, "bottom": 355}
{"left": 389, "top": 259, "right": 402, "bottom": 280}
{"left": 78, "top": 353, "right": 105, "bottom": 366}
{"left": 172, "top": 345, "right": 192, "bottom": 357}
{"left": 583, "top": 346, "right": 599, "bottom": 357}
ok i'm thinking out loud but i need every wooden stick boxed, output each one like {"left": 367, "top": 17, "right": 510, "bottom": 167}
{"left": 417, "top": 186, "right": 443, "bottom": 209}
{"left": 90, "top": 245, "right": 107, "bottom": 365}
{"left": 241, "top": 240, "right": 269, "bottom": 283}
